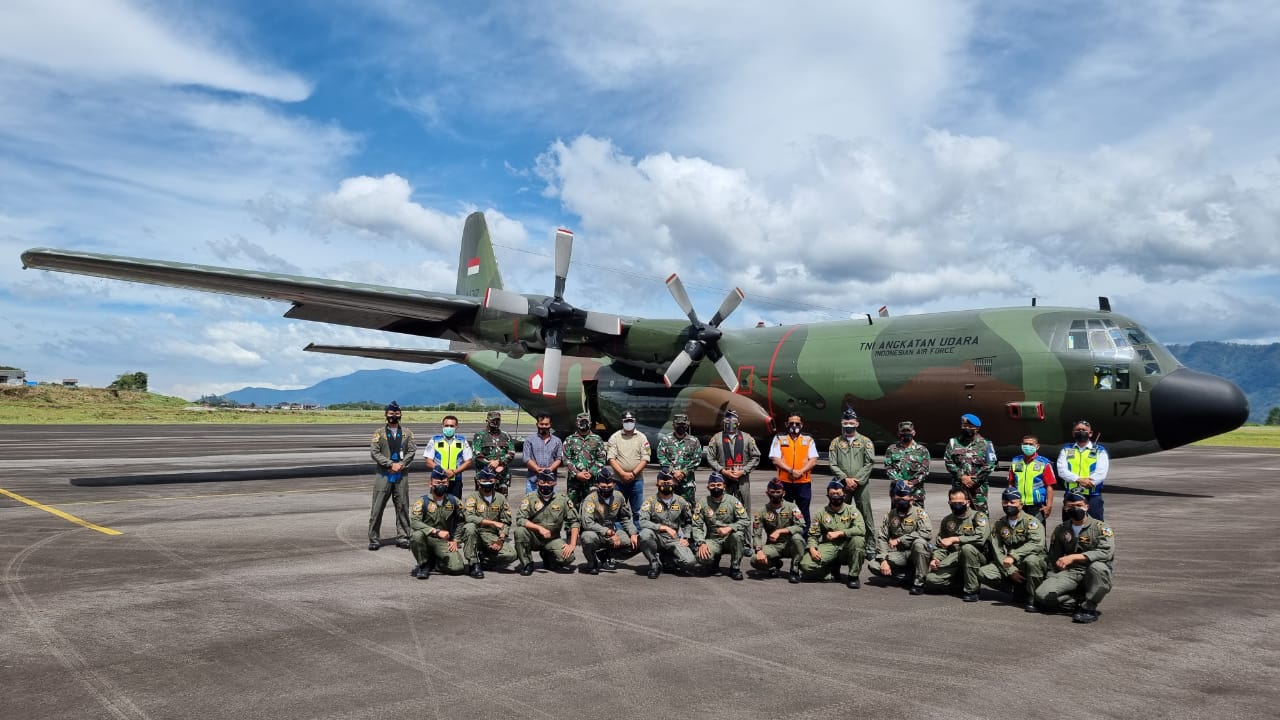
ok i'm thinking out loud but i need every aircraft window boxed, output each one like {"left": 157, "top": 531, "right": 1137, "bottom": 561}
{"left": 1124, "top": 326, "right": 1156, "bottom": 345}
{"left": 1088, "top": 329, "right": 1114, "bottom": 351}
{"left": 1094, "top": 364, "right": 1132, "bottom": 390}
{"left": 1087, "top": 320, "right": 1105, "bottom": 330}
{"left": 1070, "top": 320, "right": 1086, "bottom": 330}
{"left": 1115, "top": 365, "right": 1130, "bottom": 389}
{"left": 1067, "top": 331, "right": 1089, "bottom": 350}
{"left": 1145, "top": 362, "right": 1161, "bottom": 375}
{"left": 1103, "top": 319, "right": 1117, "bottom": 329}
{"left": 1108, "top": 329, "right": 1130, "bottom": 348}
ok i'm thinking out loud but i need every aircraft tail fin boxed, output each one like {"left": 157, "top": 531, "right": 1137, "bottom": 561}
{"left": 456, "top": 211, "right": 504, "bottom": 299}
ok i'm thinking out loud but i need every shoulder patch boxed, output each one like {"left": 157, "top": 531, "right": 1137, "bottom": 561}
{"left": 585, "top": 502, "right": 597, "bottom": 514}
{"left": 1101, "top": 526, "right": 1113, "bottom": 537}
{"left": 919, "top": 510, "right": 930, "bottom": 521}
{"left": 1028, "top": 520, "right": 1040, "bottom": 529}
{"left": 412, "top": 499, "right": 423, "bottom": 514}
{"left": 976, "top": 516, "right": 988, "bottom": 527}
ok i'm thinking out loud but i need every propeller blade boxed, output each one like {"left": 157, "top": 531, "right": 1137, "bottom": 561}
{"left": 712, "top": 354, "right": 739, "bottom": 392}
{"left": 483, "top": 287, "right": 531, "bottom": 314}
{"left": 554, "top": 228, "right": 573, "bottom": 299}
{"left": 582, "top": 311, "right": 622, "bottom": 335}
{"left": 709, "top": 287, "right": 745, "bottom": 327}
{"left": 541, "top": 346, "right": 562, "bottom": 397}
{"left": 665, "top": 273, "right": 699, "bottom": 325}
{"left": 662, "top": 350, "right": 696, "bottom": 388}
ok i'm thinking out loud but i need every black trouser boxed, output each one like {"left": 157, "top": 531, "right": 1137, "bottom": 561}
{"left": 783, "top": 481, "right": 812, "bottom": 534}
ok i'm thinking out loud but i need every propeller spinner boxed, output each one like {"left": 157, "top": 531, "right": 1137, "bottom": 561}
{"left": 481, "top": 228, "right": 621, "bottom": 397}
{"left": 661, "top": 274, "right": 744, "bottom": 392}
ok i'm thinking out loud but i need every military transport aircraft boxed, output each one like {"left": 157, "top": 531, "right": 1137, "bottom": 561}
{"left": 21, "top": 212, "right": 1248, "bottom": 458}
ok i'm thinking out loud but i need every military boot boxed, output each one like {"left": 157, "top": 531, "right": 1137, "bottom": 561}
{"left": 647, "top": 561, "right": 662, "bottom": 579}
{"left": 519, "top": 563, "right": 535, "bottom": 576}
{"left": 412, "top": 562, "right": 431, "bottom": 580}
{"left": 468, "top": 562, "right": 485, "bottom": 579}
{"left": 1072, "top": 603, "right": 1100, "bottom": 624}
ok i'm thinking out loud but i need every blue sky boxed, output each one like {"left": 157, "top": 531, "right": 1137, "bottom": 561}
{"left": 3, "top": 1, "right": 1279, "bottom": 398}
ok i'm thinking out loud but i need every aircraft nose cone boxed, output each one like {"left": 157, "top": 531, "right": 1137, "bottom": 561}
{"left": 1150, "top": 368, "right": 1249, "bottom": 449}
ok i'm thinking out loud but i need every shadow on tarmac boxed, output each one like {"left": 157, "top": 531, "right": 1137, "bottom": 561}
{"left": 69, "top": 464, "right": 369, "bottom": 487}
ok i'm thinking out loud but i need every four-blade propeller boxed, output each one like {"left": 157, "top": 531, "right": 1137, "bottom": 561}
{"left": 661, "top": 273, "right": 743, "bottom": 392}
{"left": 481, "top": 228, "right": 622, "bottom": 397}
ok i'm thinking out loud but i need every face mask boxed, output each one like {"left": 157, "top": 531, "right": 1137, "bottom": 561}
{"left": 1021, "top": 444, "right": 1036, "bottom": 456}
{"left": 788, "top": 423, "right": 802, "bottom": 434}
{"left": 442, "top": 426, "right": 455, "bottom": 438}
{"left": 894, "top": 499, "right": 912, "bottom": 512}
{"left": 708, "top": 486, "right": 725, "bottom": 498}
{"left": 950, "top": 502, "right": 969, "bottom": 515}
{"left": 1074, "top": 430, "right": 1090, "bottom": 442}
{"left": 1067, "top": 506, "right": 1088, "bottom": 521}
{"left": 487, "top": 420, "right": 501, "bottom": 431}
{"left": 658, "top": 484, "right": 674, "bottom": 496}
{"left": 431, "top": 484, "right": 446, "bottom": 496}
{"left": 387, "top": 415, "right": 400, "bottom": 424}
{"left": 1003, "top": 505, "right": 1020, "bottom": 516}
{"left": 724, "top": 420, "right": 739, "bottom": 433}
{"left": 899, "top": 433, "right": 913, "bottom": 443}
{"left": 622, "top": 421, "right": 636, "bottom": 431}
{"left": 597, "top": 487, "right": 614, "bottom": 500}
{"left": 960, "top": 428, "right": 974, "bottom": 438}
{"left": 828, "top": 495, "right": 844, "bottom": 507}
{"left": 841, "top": 425, "right": 856, "bottom": 436}
{"left": 538, "top": 485, "right": 555, "bottom": 498}
{"left": 538, "top": 426, "right": 551, "bottom": 436}
{"left": 577, "top": 421, "right": 590, "bottom": 431}
{"left": 766, "top": 493, "right": 785, "bottom": 504}
{"left": 674, "top": 424, "right": 689, "bottom": 436}
{"left": 479, "top": 484, "right": 495, "bottom": 495}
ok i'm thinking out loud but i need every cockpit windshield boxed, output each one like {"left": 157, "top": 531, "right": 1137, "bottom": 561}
{"left": 1063, "top": 317, "right": 1165, "bottom": 386}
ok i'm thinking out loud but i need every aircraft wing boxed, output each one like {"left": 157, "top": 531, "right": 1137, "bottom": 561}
{"left": 303, "top": 344, "right": 466, "bottom": 364}
{"left": 21, "top": 248, "right": 480, "bottom": 337}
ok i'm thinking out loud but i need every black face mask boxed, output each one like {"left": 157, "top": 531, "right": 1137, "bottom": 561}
{"left": 899, "top": 433, "right": 913, "bottom": 443}
{"left": 960, "top": 428, "right": 975, "bottom": 439}
{"left": 674, "top": 424, "right": 689, "bottom": 435}
{"left": 1074, "top": 430, "right": 1091, "bottom": 442}
{"left": 488, "top": 420, "right": 501, "bottom": 431}
{"left": 577, "top": 421, "right": 590, "bottom": 431}
{"left": 842, "top": 425, "right": 857, "bottom": 436}
{"left": 537, "top": 485, "right": 555, "bottom": 498}
{"left": 657, "top": 484, "right": 675, "bottom": 496}
{"left": 431, "top": 484, "right": 446, "bottom": 496}
{"left": 766, "top": 493, "right": 785, "bottom": 504}
{"left": 788, "top": 423, "right": 802, "bottom": 434}
{"left": 894, "top": 499, "right": 912, "bottom": 512}
{"left": 538, "top": 427, "right": 551, "bottom": 436}
{"left": 950, "top": 502, "right": 969, "bottom": 515}
{"left": 1067, "top": 506, "right": 1088, "bottom": 521}
{"left": 724, "top": 420, "right": 739, "bottom": 433}
{"left": 387, "top": 415, "right": 401, "bottom": 424}
{"left": 828, "top": 495, "right": 844, "bottom": 507}
{"left": 708, "top": 487, "right": 725, "bottom": 498}
{"left": 597, "top": 488, "right": 614, "bottom": 500}
{"left": 478, "top": 483, "right": 495, "bottom": 495}
{"left": 1003, "top": 505, "right": 1020, "bottom": 516}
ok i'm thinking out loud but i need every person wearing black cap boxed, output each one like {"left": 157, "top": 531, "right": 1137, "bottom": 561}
{"left": 797, "top": 478, "right": 867, "bottom": 587}
{"left": 1033, "top": 490, "right": 1114, "bottom": 623}
{"left": 471, "top": 410, "right": 516, "bottom": 496}
{"left": 458, "top": 466, "right": 516, "bottom": 578}
{"left": 1055, "top": 419, "right": 1109, "bottom": 521}
{"left": 874, "top": 481, "right": 933, "bottom": 595}
{"left": 883, "top": 420, "right": 930, "bottom": 507}
{"left": 829, "top": 408, "right": 879, "bottom": 561}
{"left": 512, "top": 470, "right": 580, "bottom": 576}
{"left": 692, "top": 471, "right": 750, "bottom": 580}
{"left": 923, "top": 488, "right": 990, "bottom": 601}
{"left": 979, "top": 487, "right": 1047, "bottom": 611}
{"left": 563, "top": 412, "right": 607, "bottom": 507}
{"left": 607, "top": 410, "right": 651, "bottom": 526}
{"left": 408, "top": 467, "right": 466, "bottom": 579}
{"left": 368, "top": 401, "right": 417, "bottom": 551}
{"left": 578, "top": 469, "right": 639, "bottom": 575}
{"left": 657, "top": 413, "right": 703, "bottom": 505}
{"left": 944, "top": 413, "right": 998, "bottom": 514}
{"left": 636, "top": 468, "right": 696, "bottom": 579}
{"left": 704, "top": 409, "right": 761, "bottom": 519}
{"left": 750, "top": 479, "right": 807, "bottom": 582}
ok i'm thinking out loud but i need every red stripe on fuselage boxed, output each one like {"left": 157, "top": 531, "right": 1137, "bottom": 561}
{"left": 766, "top": 326, "right": 798, "bottom": 421}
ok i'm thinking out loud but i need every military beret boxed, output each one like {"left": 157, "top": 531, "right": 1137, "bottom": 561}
{"left": 706, "top": 471, "right": 726, "bottom": 485}
{"left": 1063, "top": 490, "right": 1086, "bottom": 503}
{"left": 1001, "top": 487, "right": 1022, "bottom": 502}
{"left": 430, "top": 466, "right": 448, "bottom": 480}
{"left": 594, "top": 467, "right": 614, "bottom": 483}
{"left": 476, "top": 466, "right": 497, "bottom": 482}
{"left": 385, "top": 401, "right": 401, "bottom": 412}
{"left": 827, "top": 478, "right": 845, "bottom": 492}
{"left": 842, "top": 407, "right": 858, "bottom": 420}
{"left": 766, "top": 479, "right": 785, "bottom": 492}
{"left": 961, "top": 413, "right": 982, "bottom": 427}
{"left": 897, "top": 420, "right": 915, "bottom": 432}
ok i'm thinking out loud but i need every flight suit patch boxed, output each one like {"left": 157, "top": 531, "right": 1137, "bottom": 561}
{"left": 585, "top": 502, "right": 596, "bottom": 514}
{"left": 427, "top": 502, "right": 437, "bottom": 513}
{"left": 1101, "top": 526, "right": 1113, "bottom": 537}
{"left": 412, "top": 499, "right": 424, "bottom": 514}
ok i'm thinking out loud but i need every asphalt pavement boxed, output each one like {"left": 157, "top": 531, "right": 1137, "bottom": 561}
{"left": 1, "top": 424, "right": 1277, "bottom": 719}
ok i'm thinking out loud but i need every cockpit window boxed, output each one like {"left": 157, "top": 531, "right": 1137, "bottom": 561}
{"left": 1093, "top": 364, "right": 1131, "bottom": 390}
{"left": 1067, "top": 330, "right": 1089, "bottom": 350}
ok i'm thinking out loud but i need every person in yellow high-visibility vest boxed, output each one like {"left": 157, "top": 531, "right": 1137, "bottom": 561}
{"left": 424, "top": 414, "right": 473, "bottom": 499}
{"left": 1055, "top": 420, "right": 1109, "bottom": 521}
{"left": 769, "top": 413, "right": 819, "bottom": 531}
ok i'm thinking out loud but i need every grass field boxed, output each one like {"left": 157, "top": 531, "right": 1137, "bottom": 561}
{"left": 0, "top": 385, "right": 533, "bottom": 426}
{"left": 1193, "top": 425, "right": 1280, "bottom": 448}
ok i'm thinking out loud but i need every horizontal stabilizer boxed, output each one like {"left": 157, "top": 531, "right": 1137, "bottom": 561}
{"left": 303, "top": 344, "right": 466, "bottom": 365}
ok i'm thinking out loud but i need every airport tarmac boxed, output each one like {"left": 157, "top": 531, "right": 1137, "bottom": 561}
{"left": 1, "top": 424, "right": 1278, "bottom": 719}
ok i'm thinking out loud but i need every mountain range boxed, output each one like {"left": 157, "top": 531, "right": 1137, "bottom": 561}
{"left": 221, "top": 343, "right": 1280, "bottom": 422}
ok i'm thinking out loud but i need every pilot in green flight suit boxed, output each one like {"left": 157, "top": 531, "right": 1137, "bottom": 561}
{"left": 408, "top": 467, "right": 466, "bottom": 579}
{"left": 692, "top": 471, "right": 750, "bottom": 580}
{"left": 512, "top": 471, "right": 581, "bottom": 575}
{"left": 750, "top": 478, "right": 807, "bottom": 582}
{"left": 923, "top": 487, "right": 990, "bottom": 601}
{"left": 1034, "top": 490, "right": 1114, "bottom": 624}
{"left": 797, "top": 479, "right": 866, "bottom": 587}
{"left": 458, "top": 465, "right": 517, "bottom": 578}
{"left": 979, "top": 487, "right": 1048, "bottom": 610}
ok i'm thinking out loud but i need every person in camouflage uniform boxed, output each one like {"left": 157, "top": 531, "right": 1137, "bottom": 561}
{"left": 750, "top": 478, "right": 807, "bottom": 582}
{"left": 797, "top": 479, "right": 866, "bottom": 587}
{"left": 944, "top": 413, "right": 998, "bottom": 514}
{"left": 979, "top": 487, "right": 1048, "bottom": 611}
{"left": 512, "top": 471, "right": 580, "bottom": 576}
{"left": 637, "top": 469, "right": 697, "bottom": 579}
{"left": 657, "top": 413, "right": 703, "bottom": 504}
{"left": 829, "top": 407, "right": 879, "bottom": 560}
{"left": 471, "top": 410, "right": 516, "bottom": 496}
{"left": 874, "top": 481, "right": 934, "bottom": 595}
{"left": 457, "top": 466, "right": 517, "bottom": 578}
{"left": 1033, "top": 490, "right": 1115, "bottom": 624}
{"left": 883, "top": 420, "right": 931, "bottom": 507}
{"left": 692, "top": 472, "right": 750, "bottom": 580}
{"left": 563, "top": 412, "right": 607, "bottom": 507}
{"left": 923, "top": 488, "right": 990, "bottom": 601}
{"left": 408, "top": 467, "right": 466, "bottom": 579}
{"left": 578, "top": 469, "right": 639, "bottom": 575}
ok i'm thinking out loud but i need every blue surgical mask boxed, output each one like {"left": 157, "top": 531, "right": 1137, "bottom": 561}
{"left": 1021, "top": 444, "right": 1036, "bottom": 456}
{"left": 442, "top": 426, "right": 456, "bottom": 438}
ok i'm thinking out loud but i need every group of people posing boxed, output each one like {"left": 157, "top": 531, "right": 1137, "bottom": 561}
{"left": 367, "top": 403, "right": 1115, "bottom": 624}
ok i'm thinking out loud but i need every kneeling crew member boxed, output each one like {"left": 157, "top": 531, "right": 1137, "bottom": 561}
{"left": 750, "top": 479, "right": 807, "bottom": 582}
{"left": 797, "top": 479, "right": 867, "bottom": 588}
{"left": 979, "top": 487, "right": 1048, "bottom": 611}
{"left": 876, "top": 481, "right": 934, "bottom": 595}
{"left": 692, "top": 471, "right": 750, "bottom": 580}
{"left": 408, "top": 467, "right": 466, "bottom": 579}
{"left": 512, "top": 471, "right": 580, "bottom": 576}
{"left": 1034, "top": 490, "right": 1115, "bottom": 624}
{"left": 459, "top": 466, "right": 516, "bottom": 578}
{"left": 923, "top": 488, "right": 990, "bottom": 601}
{"left": 579, "top": 469, "right": 639, "bottom": 575}
{"left": 637, "top": 468, "right": 697, "bottom": 579}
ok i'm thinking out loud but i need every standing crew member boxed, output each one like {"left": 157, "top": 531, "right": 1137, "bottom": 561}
{"left": 875, "top": 481, "right": 934, "bottom": 595}
{"left": 769, "top": 413, "right": 819, "bottom": 530}
{"left": 1008, "top": 434, "right": 1056, "bottom": 521}
{"left": 657, "top": 413, "right": 703, "bottom": 504}
{"left": 522, "top": 413, "right": 563, "bottom": 495}
{"left": 512, "top": 471, "right": 580, "bottom": 575}
{"left": 637, "top": 468, "right": 697, "bottom": 579}
{"left": 1056, "top": 420, "right": 1109, "bottom": 520}
{"left": 979, "top": 487, "right": 1048, "bottom": 611}
{"left": 751, "top": 479, "right": 808, "bottom": 583}
{"left": 369, "top": 402, "right": 416, "bottom": 551}
{"left": 829, "top": 408, "right": 879, "bottom": 562}
{"left": 923, "top": 488, "right": 990, "bottom": 602}
{"left": 472, "top": 410, "right": 516, "bottom": 496}
{"left": 884, "top": 420, "right": 931, "bottom": 506}
{"left": 424, "top": 414, "right": 473, "bottom": 500}
{"left": 1034, "top": 490, "right": 1115, "bottom": 624}
{"left": 458, "top": 466, "right": 516, "bottom": 578}
{"left": 704, "top": 410, "right": 761, "bottom": 518}
{"left": 563, "top": 412, "right": 607, "bottom": 507}
{"left": 944, "top": 413, "right": 998, "bottom": 514}
{"left": 607, "top": 410, "right": 651, "bottom": 525}
{"left": 408, "top": 468, "right": 466, "bottom": 579}
{"left": 796, "top": 479, "right": 866, "bottom": 588}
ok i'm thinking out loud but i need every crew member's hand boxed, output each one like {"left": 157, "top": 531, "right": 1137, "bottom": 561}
{"left": 489, "top": 540, "right": 504, "bottom": 552}
{"left": 629, "top": 535, "right": 639, "bottom": 550}
{"left": 929, "top": 558, "right": 939, "bottom": 571}
{"left": 677, "top": 538, "right": 689, "bottom": 548}
{"left": 390, "top": 462, "right": 403, "bottom": 473}
{"left": 826, "top": 530, "right": 843, "bottom": 542}
{"left": 561, "top": 543, "right": 575, "bottom": 560}
{"left": 755, "top": 551, "right": 768, "bottom": 564}
{"left": 888, "top": 537, "right": 900, "bottom": 549}
{"left": 436, "top": 530, "right": 451, "bottom": 541}
{"left": 537, "top": 525, "right": 551, "bottom": 540}
{"left": 610, "top": 535, "right": 622, "bottom": 549}
{"left": 808, "top": 548, "right": 822, "bottom": 562}
{"left": 661, "top": 525, "right": 678, "bottom": 539}
{"left": 1002, "top": 555, "right": 1015, "bottom": 568}
{"left": 768, "top": 530, "right": 783, "bottom": 542}
{"left": 879, "top": 560, "right": 891, "bottom": 576}
{"left": 697, "top": 544, "right": 712, "bottom": 561}
{"left": 446, "top": 540, "right": 458, "bottom": 553}
{"left": 716, "top": 526, "right": 731, "bottom": 537}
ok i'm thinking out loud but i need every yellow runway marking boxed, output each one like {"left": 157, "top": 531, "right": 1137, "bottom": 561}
{"left": 0, "top": 488, "right": 124, "bottom": 535}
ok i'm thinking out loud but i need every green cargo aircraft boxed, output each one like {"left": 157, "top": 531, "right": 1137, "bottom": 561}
{"left": 21, "top": 212, "right": 1248, "bottom": 458}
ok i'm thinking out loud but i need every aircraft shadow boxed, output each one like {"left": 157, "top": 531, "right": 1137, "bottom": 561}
{"left": 70, "top": 463, "right": 369, "bottom": 487}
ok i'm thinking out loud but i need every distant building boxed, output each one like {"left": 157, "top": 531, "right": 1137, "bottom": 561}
{"left": 62, "top": 379, "right": 79, "bottom": 388}
{"left": 1, "top": 366, "right": 26, "bottom": 386}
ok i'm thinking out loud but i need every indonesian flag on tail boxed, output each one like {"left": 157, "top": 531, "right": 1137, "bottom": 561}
{"left": 466, "top": 257, "right": 480, "bottom": 276}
